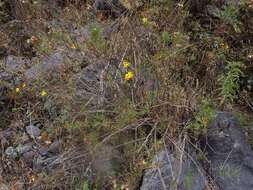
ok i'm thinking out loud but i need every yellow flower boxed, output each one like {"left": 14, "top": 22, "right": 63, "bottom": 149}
{"left": 15, "top": 87, "right": 20, "bottom": 93}
{"left": 142, "top": 17, "right": 148, "bottom": 26}
{"left": 22, "top": 83, "right": 26, "bottom": 88}
{"left": 202, "top": 117, "right": 209, "bottom": 127}
{"left": 124, "top": 71, "right": 134, "bottom": 81}
{"left": 69, "top": 43, "right": 77, "bottom": 49}
{"left": 40, "top": 90, "right": 47, "bottom": 97}
{"left": 123, "top": 60, "right": 130, "bottom": 68}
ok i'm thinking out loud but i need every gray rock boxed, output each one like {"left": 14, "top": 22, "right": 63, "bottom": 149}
{"left": 141, "top": 149, "right": 207, "bottom": 190}
{"left": 224, "top": 0, "right": 241, "bottom": 6}
{"left": 39, "top": 146, "right": 49, "bottom": 157}
{"left": 22, "top": 150, "right": 36, "bottom": 166}
{"left": 16, "top": 143, "right": 33, "bottom": 155}
{"left": 26, "top": 124, "right": 41, "bottom": 138}
{"left": 48, "top": 140, "right": 61, "bottom": 154}
{"left": 5, "top": 146, "right": 18, "bottom": 158}
{"left": 206, "top": 5, "right": 221, "bottom": 18}
{"left": 25, "top": 52, "right": 65, "bottom": 80}
{"left": 34, "top": 155, "right": 61, "bottom": 171}
{"left": 0, "top": 55, "right": 30, "bottom": 92}
{"left": 74, "top": 63, "right": 108, "bottom": 106}
{"left": 206, "top": 112, "right": 253, "bottom": 190}
{"left": 94, "top": 0, "right": 126, "bottom": 15}
{"left": 4, "top": 55, "right": 30, "bottom": 71}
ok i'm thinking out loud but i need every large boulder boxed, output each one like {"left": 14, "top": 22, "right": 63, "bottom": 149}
{"left": 206, "top": 112, "right": 253, "bottom": 190}
{"left": 140, "top": 147, "right": 207, "bottom": 190}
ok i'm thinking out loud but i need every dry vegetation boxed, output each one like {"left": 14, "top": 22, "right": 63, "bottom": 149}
{"left": 1, "top": 0, "right": 253, "bottom": 189}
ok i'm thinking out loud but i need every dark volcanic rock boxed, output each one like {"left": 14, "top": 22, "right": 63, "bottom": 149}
{"left": 140, "top": 148, "right": 207, "bottom": 190}
{"left": 206, "top": 112, "right": 253, "bottom": 190}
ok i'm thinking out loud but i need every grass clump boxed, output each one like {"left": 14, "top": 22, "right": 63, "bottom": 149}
{"left": 217, "top": 4, "right": 242, "bottom": 32}
{"left": 188, "top": 100, "right": 215, "bottom": 137}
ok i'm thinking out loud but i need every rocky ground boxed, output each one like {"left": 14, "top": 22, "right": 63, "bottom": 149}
{"left": 1, "top": 0, "right": 253, "bottom": 189}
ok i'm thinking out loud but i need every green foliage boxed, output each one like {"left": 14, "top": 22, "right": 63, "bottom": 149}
{"left": 82, "top": 180, "right": 89, "bottom": 190}
{"left": 160, "top": 31, "right": 171, "bottom": 45}
{"left": 35, "top": 35, "right": 53, "bottom": 54}
{"left": 219, "top": 61, "right": 244, "bottom": 104}
{"left": 114, "top": 99, "right": 138, "bottom": 128}
{"left": 218, "top": 165, "right": 240, "bottom": 178}
{"left": 188, "top": 100, "right": 215, "bottom": 136}
{"left": 183, "top": 168, "right": 193, "bottom": 190}
{"left": 89, "top": 25, "right": 107, "bottom": 51}
{"left": 216, "top": 4, "right": 241, "bottom": 32}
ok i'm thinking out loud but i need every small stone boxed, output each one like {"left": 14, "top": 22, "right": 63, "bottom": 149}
{"left": 5, "top": 147, "right": 18, "bottom": 158}
{"left": 34, "top": 154, "right": 60, "bottom": 171}
{"left": 26, "top": 125, "right": 41, "bottom": 138}
{"left": 39, "top": 147, "right": 49, "bottom": 157}
{"left": 48, "top": 140, "right": 61, "bottom": 154}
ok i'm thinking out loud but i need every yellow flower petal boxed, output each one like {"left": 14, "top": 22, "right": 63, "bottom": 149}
{"left": 142, "top": 17, "right": 148, "bottom": 26}
{"left": 40, "top": 90, "right": 47, "bottom": 97}
{"left": 15, "top": 87, "right": 20, "bottom": 93}
{"left": 70, "top": 43, "right": 77, "bottom": 49}
{"left": 22, "top": 83, "right": 26, "bottom": 88}
{"left": 124, "top": 71, "right": 134, "bottom": 81}
{"left": 123, "top": 60, "right": 130, "bottom": 68}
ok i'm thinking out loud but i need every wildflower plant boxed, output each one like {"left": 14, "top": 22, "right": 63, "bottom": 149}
{"left": 124, "top": 71, "right": 134, "bottom": 81}
{"left": 188, "top": 100, "right": 215, "bottom": 137}
{"left": 40, "top": 90, "right": 47, "bottom": 97}
{"left": 123, "top": 60, "right": 130, "bottom": 69}
{"left": 142, "top": 16, "right": 148, "bottom": 27}
{"left": 219, "top": 61, "right": 244, "bottom": 104}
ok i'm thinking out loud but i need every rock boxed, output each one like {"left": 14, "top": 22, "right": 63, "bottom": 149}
{"left": 94, "top": 0, "right": 126, "bottom": 16}
{"left": 206, "top": 5, "right": 221, "bottom": 17}
{"left": 224, "top": 0, "right": 241, "bottom": 6}
{"left": 34, "top": 155, "right": 61, "bottom": 171}
{"left": 74, "top": 62, "right": 109, "bottom": 106}
{"left": 22, "top": 150, "right": 36, "bottom": 167}
{"left": 5, "top": 146, "right": 18, "bottom": 158}
{"left": 48, "top": 140, "right": 61, "bottom": 154}
{"left": 39, "top": 147, "right": 49, "bottom": 157}
{"left": 4, "top": 55, "right": 30, "bottom": 71}
{"left": 206, "top": 112, "right": 253, "bottom": 190}
{"left": 140, "top": 148, "right": 207, "bottom": 190}
{"left": 16, "top": 143, "right": 33, "bottom": 155}
{"left": 26, "top": 124, "right": 41, "bottom": 138}
{"left": 25, "top": 52, "right": 65, "bottom": 80}
{"left": 0, "top": 55, "right": 30, "bottom": 90}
